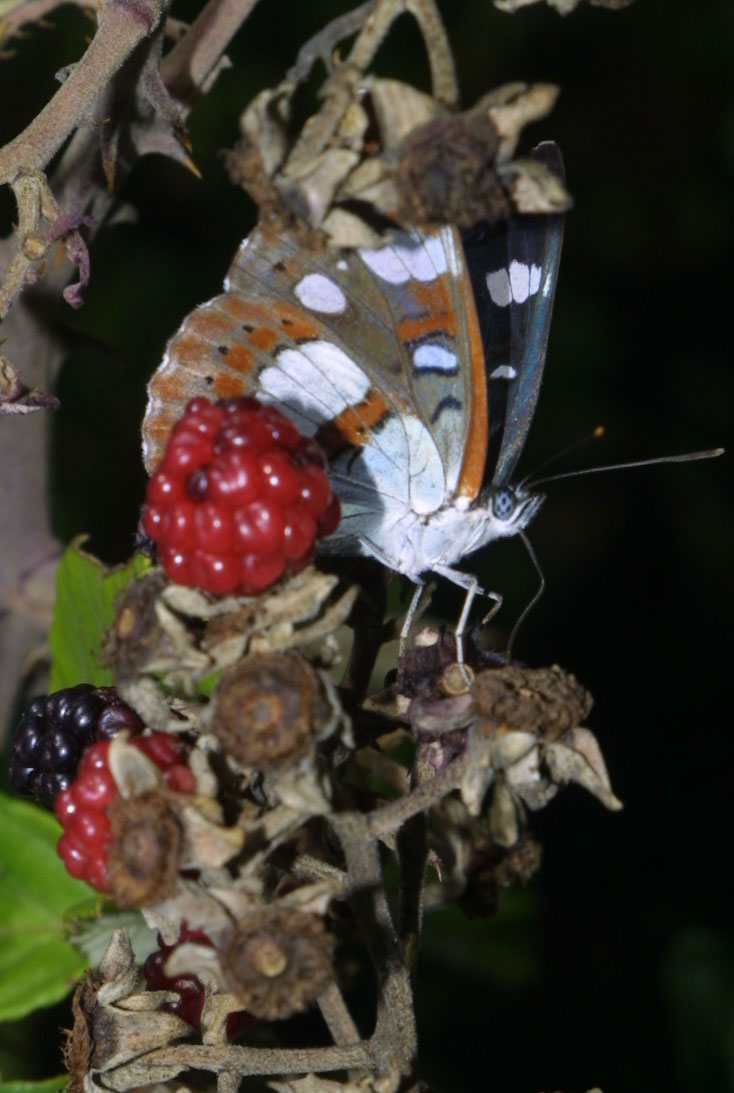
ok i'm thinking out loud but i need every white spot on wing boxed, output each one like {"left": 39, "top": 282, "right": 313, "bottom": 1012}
{"left": 509, "top": 261, "right": 530, "bottom": 304}
{"left": 294, "top": 273, "right": 347, "bottom": 314}
{"left": 413, "top": 344, "right": 458, "bottom": 372}
{"left": 488, "top": 261, "right": 544, "bottom": 306}
{"left": 259, "top": 340, "right": 369, "bottom": 434}
{"left": 359, "top": 232, "right": 449, "bottom": 285}
{"left": 487, "top": 268, "right": 512, "bottom": 307}
{"left": 490, "top": 364, "right": 517, "bottom": 380}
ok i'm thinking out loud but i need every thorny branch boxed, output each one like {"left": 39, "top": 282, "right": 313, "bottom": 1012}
{"left": 0, "top": 0, "right": 168, "bottom": 186}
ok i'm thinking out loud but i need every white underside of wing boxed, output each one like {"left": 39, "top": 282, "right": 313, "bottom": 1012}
{"left": 330, "top": 413, "right": 446, "bottom": 514}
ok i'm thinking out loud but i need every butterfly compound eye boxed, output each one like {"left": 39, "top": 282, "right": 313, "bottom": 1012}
{"left": 491, "top": 488, "right": 516, "bottom": 521}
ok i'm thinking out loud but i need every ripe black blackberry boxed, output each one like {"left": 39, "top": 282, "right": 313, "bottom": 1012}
{"left": 10, "top": 684, "right": 144, "bottom": 809}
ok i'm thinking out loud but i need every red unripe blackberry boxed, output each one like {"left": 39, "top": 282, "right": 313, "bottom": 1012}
{"left": 143, "top": 927, "right": 251, "bottom": 1037}
{"left": 10, "top": 685, "right": 144, "bottom": 809}
{"left": 54, "top": 732, "right": 195, "bottom": 892}
{"left": 142, "top": 396, "right": 340, "bottom": 597}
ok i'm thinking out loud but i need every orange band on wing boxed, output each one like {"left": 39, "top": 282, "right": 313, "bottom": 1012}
{"left": 317, "top": 389, "right": 391, "bottom": 456}
{"left": 456, "top": 263, "right": 488, "bottom": 501}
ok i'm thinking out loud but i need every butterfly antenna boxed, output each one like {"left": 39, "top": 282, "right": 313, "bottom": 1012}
{"left": 527, "top": 447, "right": 724, "bottom": 490}
{"left": 506, "top": 531, "right": 545, "bottom": 661}
{"left": 518, "top": 426, "right": 606, "bottom": 491}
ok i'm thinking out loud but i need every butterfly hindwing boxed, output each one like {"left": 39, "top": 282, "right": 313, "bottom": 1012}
{"left": 462, "top": 141, "right": 565, "bottom": 489}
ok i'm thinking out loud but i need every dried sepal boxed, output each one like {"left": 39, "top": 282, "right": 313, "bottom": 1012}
{"left": 177, "top": 797, "right": 245, "bottom": 871}
{"left": 108, "top": 566, "right": 354, "bottom": 701}
{"left": 108, "top": 734, "right": 161, "bottom": 799}
{"left": 63, "top": 930, "right": 190, "bottom": 1093}
{"left": 105, "top": 790, "right": 183, "bottom": 908}
{"left": 269, "top": 1076, "right": 400, "bottom": 1093}
{"left": 545, "top": 727, "right": 623, "bottom": 810}
{"left": 64, "top": 968, "right": 102, "bottom": 1093}
{"left": 143, "top": 878, "right": 238, "bottom": 947}
{"left": 221, "top": 908, "right": 334, "bottom": 1020}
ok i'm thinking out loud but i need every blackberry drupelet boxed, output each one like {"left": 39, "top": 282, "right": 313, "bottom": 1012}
{"left": 10, "top": 684, "right": 144, "bottom": 809}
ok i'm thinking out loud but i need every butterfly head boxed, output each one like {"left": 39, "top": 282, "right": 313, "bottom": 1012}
{"left": 486, "top": 484, "right": 544, "bottom": 533}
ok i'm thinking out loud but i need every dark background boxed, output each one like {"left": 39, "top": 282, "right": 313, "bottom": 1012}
{"left": 0, "top": 1, "right": 731, "bottom": 1090}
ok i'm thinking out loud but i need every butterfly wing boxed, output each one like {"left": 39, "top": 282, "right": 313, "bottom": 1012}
{"left": 144, "top": 225, "right": 489, "bottom": 562}
{"left": 462, "top": 141, "right": 565, "bottom": 489}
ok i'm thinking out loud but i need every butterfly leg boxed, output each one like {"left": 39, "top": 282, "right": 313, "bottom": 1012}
{"left": 432, "top": 566, "right": 502, "bottom": 682}
{"left": 354, "top": 535, "right": 428, "bottom": 659}
{"left": 399, "top": 579, "right": 426, "bottom": 658}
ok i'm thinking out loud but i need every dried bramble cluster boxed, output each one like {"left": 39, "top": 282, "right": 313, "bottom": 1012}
{"left": 48, "top": 550, "right": 621, "bottom": 1093}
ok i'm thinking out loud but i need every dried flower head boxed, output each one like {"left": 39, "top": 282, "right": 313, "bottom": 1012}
{"left": 105, "top": 790, "right": 182, "bottom": 907}
{"left": 395, "top": 114, "right": 508, "bottom": 228}
{"left": 472, "top": 664, "right": 593, "bottom": 739}
{"left": 221, "top": 908, "right": 334, "bottom": 1020}
{"left": 211, "top": 652, "right": 336, "bottom": 770}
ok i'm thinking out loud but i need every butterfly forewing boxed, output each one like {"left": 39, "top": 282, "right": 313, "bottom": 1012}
{"left": 144, "top": 224, "right": 486, "bottom": 518}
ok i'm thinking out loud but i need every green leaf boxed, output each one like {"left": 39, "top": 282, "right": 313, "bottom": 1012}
{"left": 0, "top": 795, "right": 91, "bottom": 1022}
{"left": 48, "top": 540, "right": 150, "bottom": 691}
{"left": 70, "top": 908, "right": 158, "bottom": 968}
{"left": 0, "top": 1076, "right": 68, "bottom": 1093}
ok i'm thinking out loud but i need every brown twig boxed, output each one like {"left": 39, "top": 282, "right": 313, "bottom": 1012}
{"left": 124, "top": 1040, "right": 374, "bottom": 1079}
{"left": 0, "top": 0, "right": 170, "bottom": 185}
{"left": 331, "top": 812, "right": 418, "bottom": 1078}
{"left": 161, "top": 0, "right": 261, "bottom": 106}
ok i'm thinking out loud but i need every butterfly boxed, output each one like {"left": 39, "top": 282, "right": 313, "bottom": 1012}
{"left": 143, "top": 142, "right": 565, "bottom": 666}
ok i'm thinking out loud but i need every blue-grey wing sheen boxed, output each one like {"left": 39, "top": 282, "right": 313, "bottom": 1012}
{"left": 462, "top": 141, "right": 565, "bottom": 489}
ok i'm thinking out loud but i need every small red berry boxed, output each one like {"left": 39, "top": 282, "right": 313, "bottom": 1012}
{"left": 142, "top": 928, "right": 250, "bottom": 1036}
{"left": 299, "top": 463, "right": 332, "bottom": 517}
{"left": 147, "top": 471, "right": 183, "bottom": 505}
{"left": 55, "top": 732, "right": 194, "bottom": 893}
{"left": 194, "top": 502, "right": 233, "bottom": 553}
{"left": 142, "top": 397, "right": 340, "bottom": 597}
{"left": 189, "top": 551, "right": 241, "bottom": 595}
{"left": 233, "top": 499, "right": 285, "bottom": 556}
{"left": 208, "top": 448, "right": 262, "bottom": 506}
{"left": 241, "top": 551, "right": 286, "bottom": 594}
{"left": 283, "top": 506, "right": 317, "bottom": 560}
